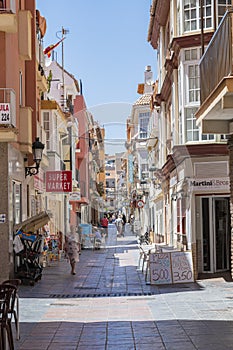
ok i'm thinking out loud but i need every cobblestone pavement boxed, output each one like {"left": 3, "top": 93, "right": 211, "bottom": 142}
{"left": 13, "top": 224, "right": 233, "bottom": 349}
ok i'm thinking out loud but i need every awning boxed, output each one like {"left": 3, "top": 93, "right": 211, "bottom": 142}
{"left": 14, "top": 211, "right": 51, "bottom": 233}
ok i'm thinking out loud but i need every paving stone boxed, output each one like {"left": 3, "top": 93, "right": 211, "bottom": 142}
{"left": 14, "top": 224, "right": 233, "bottom": 350}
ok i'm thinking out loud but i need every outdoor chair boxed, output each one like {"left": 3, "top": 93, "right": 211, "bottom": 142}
{"left": 0, "top": 284, "right": 16, "bottom": 350}
{"left": 2, "top": 280, "right": 21, "bottom": 340}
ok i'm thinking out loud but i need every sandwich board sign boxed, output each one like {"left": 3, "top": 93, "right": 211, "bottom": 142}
{"left": 171, "top": 251, "right": 194, "bottom": 283}
{"left": 149, "top": 253, "right": 172, "bottom": 284}
{"left": 149, "top": 251, "right": 194, "bottom": 285}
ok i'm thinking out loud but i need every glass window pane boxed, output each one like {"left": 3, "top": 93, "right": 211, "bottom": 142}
{"left": 189, "top": 66, "right": 194, "bottom": 76}
{"left": 202, "top": 134, "right": 207, "bottom": 140}
{"left": 191, "top": 21, "right": 196, "bottom": 30}
{"left": 189, "top": 91, "right": 194, "bottom": 101}
{"left": 193, "top": 131, "right": 199, "bottom": 140}
{"left": 189, "top": 79, "right": 195, "bottom": 89}
{"left": 187, "top": 131, "right": 192, "bottom": 141}
{"left": 206, "top": 18, "right": 212, "bottom": 27}
{"left": 206, "top": 7, "right": 211, "bottom": 16}
{"left": 191, "top": 9, "right": 196, "bottom": 19}
{"left": 184, "top": 22, "right": 189, "bottom": 31}
{"left": 191, "top": 49, "right": 197, "bottom": 60}
{"left": 195, "top": 90, "right": 200, "bottom": 101}
{"left": 185, "top": 50, "right": 191, "bottom": 60}
{"left": 187, "top": 120, "right": 192, "bottom": 129}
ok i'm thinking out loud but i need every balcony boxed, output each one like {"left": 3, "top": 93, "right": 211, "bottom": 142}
{"left": 18, "top": 10, "right": 32, "bottom": 60}
{"left": 0, "top": 88, "right": 17, "bottom": 141}
{"left": 196, "top": 9, "right": 233, "bottom": 134}
{"left": 37, "top": 65, "right": 47, "bottom": 92}
{"left": 0, "top": 0, "right": 17, "bottom": 33}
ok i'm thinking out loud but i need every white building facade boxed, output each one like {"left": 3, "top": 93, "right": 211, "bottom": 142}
{"left": 147, "top": 0, "right": 231, "bottom": 277}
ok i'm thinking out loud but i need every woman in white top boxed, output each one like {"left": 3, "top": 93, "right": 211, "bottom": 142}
{"left": 115, "top": 215, "right": 124, "bottom": 237}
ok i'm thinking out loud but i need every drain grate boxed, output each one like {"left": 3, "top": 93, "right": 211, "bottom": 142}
{"left": 49, "top": 291, "right": 156, "bottom": 298}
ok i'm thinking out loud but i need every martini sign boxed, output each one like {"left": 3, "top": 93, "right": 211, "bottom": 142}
{"left": 46, "top": 171, "right": 72, "bottom": 193}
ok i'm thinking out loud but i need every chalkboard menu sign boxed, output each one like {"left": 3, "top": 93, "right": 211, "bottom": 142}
{"left": 149, "top": 253, "right": 172, "bottom": 284}
{"left": 149, "top": 251, "right": 194, "bottom": 285}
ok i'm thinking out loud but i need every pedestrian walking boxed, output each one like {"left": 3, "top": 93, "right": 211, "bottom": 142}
{"left": 122, "top": 213, "right": 127, "bottom": 235}
{"left": 64, "top": 226, "right": 80, "bottom": 275}
{"left": 115, "top": 215, "right": 124, "bottom": 237}
{"left": 100, "top": 214, "right": 109, "bottom": 237}
{"left": 92, "top": 226, "right": 102, "bottom": 249}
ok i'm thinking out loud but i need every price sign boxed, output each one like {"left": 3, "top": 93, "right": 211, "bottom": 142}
{"left": 171, "top": 251, "right": 194, "bottom": 283}
{"left": 0, "top": 103, "right": 11, "bottom": 124}
{"left": 149, "top": 253, "right": 172, "bottom": 284}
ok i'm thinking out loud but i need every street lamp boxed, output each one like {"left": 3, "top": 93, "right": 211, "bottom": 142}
{"left": 25, "top": 137, "right": 44, "bottom": 177}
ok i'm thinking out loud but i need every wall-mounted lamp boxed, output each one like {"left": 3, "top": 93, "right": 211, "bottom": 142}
{"left": 25, "top": 137, "right": 44, "bottom": 177}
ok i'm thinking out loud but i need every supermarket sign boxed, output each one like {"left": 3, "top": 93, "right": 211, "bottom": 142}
{"left": 46, "top": 171, "right": 72, "bottom": 192}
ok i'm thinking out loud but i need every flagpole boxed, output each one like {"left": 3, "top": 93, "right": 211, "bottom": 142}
{"left": 62, "top": 27, "right": 65, "bottom": 111}
{"left": 56, "top": 27, "right": 69, "bottom": 111}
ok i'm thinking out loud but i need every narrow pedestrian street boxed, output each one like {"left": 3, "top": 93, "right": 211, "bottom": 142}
{"left": 15, "top": 224, "right": 233, "bottom": 350}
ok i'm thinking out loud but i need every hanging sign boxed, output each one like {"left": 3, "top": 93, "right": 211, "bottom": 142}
{"left": 69, "top": 190, "right": 81, "bottom": 201}
{"left": 137, "top": 199, "right": 144, "bottom": 208}
{"left": 188, "top": 177, "right": 229, "bottom": 191}
{"left": 46, "top": 171, "right": 72, "bottom": 192}
{"left": 0, "top": 103, "right": 11, "bottom": 124}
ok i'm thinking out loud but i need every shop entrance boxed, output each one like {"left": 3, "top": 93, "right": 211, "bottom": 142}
{"left": 201, "top": 197, "right": 230, "bottom": 273}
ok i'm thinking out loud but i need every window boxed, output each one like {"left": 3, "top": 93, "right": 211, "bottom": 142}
{"left": 184, "top": 48, "right": 200, "bottom": 104}
{"left": 185, "top": 107, "right": 199, "bottom": 141}
{"left": 185, "top": 107, "right": 215, "bottom": 142}
{"left": 139, "top": 112, "right": 150, "bottom": 139}
{"left": 13, "top": 181, "right": 22, "bottom": 226}
{"left": 217, "top": 0, "right": 232, "bottom": 26}
{"left": 184, "top": 0, "right": 198, "bottom": 31}
{"left": 184, "top": 48, "right": 198, "bottom": 60}
{"left": 201, "top": 0, "right": 212, "bottom": 29}
{"left": 201, "top": 133, "right": 215, "bottom": 141}
{"left": 178, "top": 111, "right": 183, "bottom": 144}
{"left": 43, "top": 112, "right": 50, "bottom": 150}
{"left": 19, "top": 71, "right": 23, "bottom": 106}
{"left": 177, "top": 198, "right": 187, "bottom": 247}
{"left": 188, "top": 64, "right": 200, "bottom": 103}
{"left": 184, "top": 0, "right": 213, "bottom": 33}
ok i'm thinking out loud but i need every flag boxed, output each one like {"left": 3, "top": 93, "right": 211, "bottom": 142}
{"left": 43, "top": 37, "right": 65, "bottom": 57}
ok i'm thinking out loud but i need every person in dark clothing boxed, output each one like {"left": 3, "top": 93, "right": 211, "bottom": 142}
{"left": 122, "top": 213, "right": 127, "bottom": 235}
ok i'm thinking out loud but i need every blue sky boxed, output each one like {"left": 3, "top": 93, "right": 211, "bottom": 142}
{"left": 36, "top": 0, "right": 157, "bottom": 153}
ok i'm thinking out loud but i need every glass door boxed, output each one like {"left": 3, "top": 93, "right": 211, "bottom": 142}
{"left": 201, "top": 197, "right": 230, "bottom": 273}
{"left": 214, "top": 198, "right": 229, "bottom": 271}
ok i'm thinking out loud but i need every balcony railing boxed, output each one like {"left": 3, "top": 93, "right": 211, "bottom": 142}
{"left": 200, "top": 9, "right": 233, "bottom": 104}
{"left": 0, "top": 88, "right": 16, "bottom": 127}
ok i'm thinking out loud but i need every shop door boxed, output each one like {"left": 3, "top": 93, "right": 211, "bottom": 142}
{"left": 202, "top": 197, "right": 230, "bottom": 273}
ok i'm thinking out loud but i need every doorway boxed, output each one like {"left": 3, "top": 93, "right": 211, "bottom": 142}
{"left": 201, "top": 197, "right": 230, "bottom": 273}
